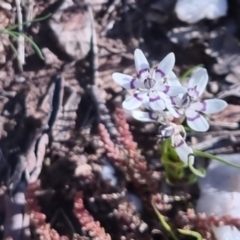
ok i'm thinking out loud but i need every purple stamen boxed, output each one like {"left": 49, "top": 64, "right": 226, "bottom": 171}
{"left": 156, "top": 69, "right": 165, "bottom": 77}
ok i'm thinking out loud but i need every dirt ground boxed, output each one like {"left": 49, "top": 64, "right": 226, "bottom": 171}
{"left": 0, "top": 0, "right": 240, "bottom": 239}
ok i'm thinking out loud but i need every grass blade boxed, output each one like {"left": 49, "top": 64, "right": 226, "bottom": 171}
{"left": 194, "top": 149, "right": 240, "bottom": 169}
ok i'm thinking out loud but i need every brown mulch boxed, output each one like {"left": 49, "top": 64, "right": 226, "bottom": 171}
{"left": 0, "top": 0, "right": 240, "bottom": 239}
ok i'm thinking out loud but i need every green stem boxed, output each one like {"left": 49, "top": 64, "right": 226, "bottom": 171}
{"left": 194, "top": 149, "right": 240, "bottom": 169}
{"left": 178, "top": 229, "right": 202, "bottom": 240}
{"left": 152, "top": 200, "right": 179, "bottom": 240}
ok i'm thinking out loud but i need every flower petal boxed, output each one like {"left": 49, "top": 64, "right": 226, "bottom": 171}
{"left": 167, "top": 71, "right": 182, "bottom": 86}
{"left": 148, "top": 91, "right": 165, "bottom": 111}
{"left": 155, "top": 52, "right": 175, "bottom": 80}
{"left": 173, "top": 134, "right": 194, "bottom": 165}
{"left": 134, "top": 49, "right": 150, "bottom": 79}
{"left": 188, "top": 68, "right": 208, "bottom": 97}
{"left": 167, "top": 106, "right": 183, "bottom": 118}
{"left": 132, "top": 110, "right": 157, "bottom": 122}
{"left": 122, "top": 92, "right": 147, "bottom": 110}
{"left": 186, "top": 108, "right": 209, "bottom": 132}
{"left": 155, "top": 84, "right": 186, "bottom": 96}
{"left": 112, "top": 73, "right": 144, "bottom": 89}
{"left": 161, "top": 95, "right": 183, "bottom": 118}
{"left": 201, "top": 99, "right": 228, "bottom": 114}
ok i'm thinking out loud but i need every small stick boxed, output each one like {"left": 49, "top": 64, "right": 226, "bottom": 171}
{"left": 14, "top": 0, "right": 25, "bottom": 69}
{"left": 191, "top": 135, "right": 230, "bottom": 151}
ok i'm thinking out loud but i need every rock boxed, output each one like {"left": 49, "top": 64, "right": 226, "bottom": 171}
{"left": 101, "top": 162, "right": 117, "bottom": 186}
{"left": 87, "top": 0, "right": 108, "bottom": 12}
{"left": 175, "top": 0, "right": 228, "bottom": 24}
{"left": 205, "top": 30, "right": 240, "bottom": 84}
{"left": 167, "top": 25, "right": 206, "bottom": 48}
{"left": 42, "top": 47, "right": 60, "bottom": 65}
{"left": 197, "top": 154, "right": 240, "bottom": 240}
{"left": 48, "top": 0, "right": 94, "bottom": 60}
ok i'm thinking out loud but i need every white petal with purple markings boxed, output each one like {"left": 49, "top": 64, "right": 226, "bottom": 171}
{"left": 188, "top": 68, "right": 208, "bottom": 97}
{"left": 155, "top": 53, "right": 175, "bottom": 81}
{"left": 122, "top": 91, "right": 147, "bottom": 110}
{"left": 167, "top": 71, "right": 182, "bottom": 86}
{"left": 186, "top": 108, "right": 209, "bottom": 132}
{"left": 134, "top": 49, "right": 150, "bottom": 79}
{"left": 148, "top": 91, "right": 165, "bottom": 111}
{"left": 173, "top": 134, "right": 195, "bottom": 165}
{"left": 154, "top": 84, "right": 186, "bottom": 96}
{"left": 201, "top": 99, "right": 228, "bottom": 114}
{"left": 132, "top": 110, "right": 158, "bottom": 122}
{"left": 112, "top": 73, "right": 144, "bottom": 89}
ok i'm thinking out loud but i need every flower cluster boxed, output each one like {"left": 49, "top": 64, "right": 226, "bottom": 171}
{"left": 112, "top": 49, "right": 227, "bottom": 166}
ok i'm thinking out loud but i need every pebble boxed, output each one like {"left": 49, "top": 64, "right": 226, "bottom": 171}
{"left": 175, "top": 0, "right": 228, "bottom": 23}
{"left": 197, "top": 154, "right": 240, "bottom": 240}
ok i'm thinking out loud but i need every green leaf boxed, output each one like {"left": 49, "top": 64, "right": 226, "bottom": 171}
{"left": 188, "top": 153, "right": 206, "bottom": 177}
{"left": 4, "top": 30, "right": 44, "bottom": 60}
{"left": 1, "top": 14, "right": 51, "bottom": 32}
{"left": 2, "top": 29, "right": 19, "bottom": 40}
{"left": 20, "top": 33, "right": 44, "bottom": 60}
{"left": 152, "top": 202, "right": 179, "bottom": 240}
{"left": 194, "top": 149, "right": 240, "bottom": 169}
{"left": 177, "top": 228, "right": 202, "bottom": 240}
{"left": 184, "top": 126, "right": 192, "bottom": 132}
{"left": 188, "top": 163, "right": 206, "bottom": 177}
{"left": 180, "top": 64, "right": 203, "bottom": 82}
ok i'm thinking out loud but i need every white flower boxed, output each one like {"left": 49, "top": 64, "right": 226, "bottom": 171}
{"left": 170, "top": 68, "right": 228, "bottom": 132}
{"left": 112, "top": 49, "right": 186, "bottom": 111}
{"left": 159, "top": 123, "right": 194, "bottom": 165}
{"left": 132, "top": 109, "right": 194, "bottom": 165}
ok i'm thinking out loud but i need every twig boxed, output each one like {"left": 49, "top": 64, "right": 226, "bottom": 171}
{"left": 191, "top": 135, "right": 230, "bottom": 151}
{"left": 209, "top": 120, "right": 238, "bottom": 129}
{"left": 0, "top": 1, "right": 12, "bottom": 10}
{"left": 3, "top": 120, "right": 48, "bottom": 239}
{"left": 88, "top": 4, "right": 98, "bottom": 85}
{"left": 23, "top": 0, "right": 34, "bottom": 27}
{"left": 89, "top": 85, "right": 119, "bottom": 139}
{"left": 14, "top": 0, "right": 25, "bottom": 69}
{"left": 188, "top": 130, "right": 240, "bottom": 136}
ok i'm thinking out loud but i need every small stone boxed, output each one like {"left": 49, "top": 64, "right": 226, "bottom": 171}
{"left": 14, "top": 75, "right": 26, "bottom": 83}
{"left": 175, "top": 0, "right": 228, "bottom": 23}
{"left": 48, "top": 0, "right": 94, "bottom": 60}
{"left": 197, "top": 154, "right": 240, "bottom": 240}
{"left": 42, "top": 48, "right": 60, "bottom": 65}
{"left": 209, "top": 81, "right": 219, "bottom": 94}
{"left": 138, "top": 222, "right": 148, "bottom": 233}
